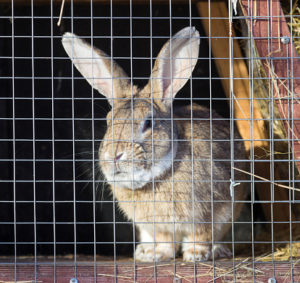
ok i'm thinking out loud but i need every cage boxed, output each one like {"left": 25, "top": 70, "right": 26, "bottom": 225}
{"left": 0, "top": 0, "right": 300, "bottom": 282}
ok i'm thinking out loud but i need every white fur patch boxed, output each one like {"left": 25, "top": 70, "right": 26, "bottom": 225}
{"left": 140, "top": 229, "right": 154, "bottom": 243}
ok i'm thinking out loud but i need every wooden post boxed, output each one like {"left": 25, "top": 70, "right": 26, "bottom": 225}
{"left": 240, "top": 0, "right": 300, "bottom": 170}
{"left": 197, "top": 1, "right": 294, "bottom": 230}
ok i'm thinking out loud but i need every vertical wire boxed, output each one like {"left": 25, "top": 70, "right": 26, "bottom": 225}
{"left": 168, "top": 1, "right": 179, "bottom": 279}
{"left": 286, "top": 0, "right": 294, "bottom": 280}
{"left": 282, "top": 23, "right": 292, "bottom": 283}
{"left": 289, "top": 0, "right": 295, "bottom": 280}
{"left": 109, "top": 1, "right": 117, "bottom": 281}
{"left": 286, "top": 38, "right": 293, "bottom": 282}
{"left": 30, "top": 1, "right": 37, "bottom": 281}
{"left": 248, "top": 0, "right": 256, "bottom": 280}
{"left": 70, "top": 0, "right": 78, "bottom": 278}
{"left": 268, "top": 0, "right": 276, "bottom": 278}
{"left": 290, "top": 0, "right": 295, "bottom": 204}
{"left": 129, "top": 1, "right": 137, "bottom": 281}
{"left": 266, "top": 0, "right": 272, "bottom": 273}
{"left": 89, "top": 1, "right": 97, "bottom": 282}
{"left": 251, "top": 0, "right": 256, "bottom": 279}
{"left": 50, "top": 1, "right": 56, "bottom": 281}
{"left": 228, "top": 1, "right": 237, "bottom": 281}
{"left": 150, "top": 0, "right": 156, "bottom": 278}
{"left": 188, "top": 3, "right": 197, "bottom": 282}
{"left": 208, "top": 1, "right": 216, "bottom": 280}
{"left": 11, "top": 0, "right": 17, "bottom": 281}
{"left": 149, "top": 0, "right": 157, "bottom": 281}
{"left": 168, "top": 0, "right": 176, "bottom": 279}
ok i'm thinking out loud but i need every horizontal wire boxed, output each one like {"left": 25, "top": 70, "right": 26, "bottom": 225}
{"left": 0, "top": 239, "right": 299, "bottom": 245}
{"left": 1, "top": 15, "right": 299, "bottom": 19}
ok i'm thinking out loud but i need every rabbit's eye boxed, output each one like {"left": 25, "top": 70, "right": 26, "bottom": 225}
{"left": 142, "top": 119, "right": 153, "bottom": 133}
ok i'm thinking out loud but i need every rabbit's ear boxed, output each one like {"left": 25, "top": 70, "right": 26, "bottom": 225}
{"left": 150, "top": 27, "right": 200, "bottom": 108}
{"left": 62, "top": 33, "right": 131, "bottom": 105}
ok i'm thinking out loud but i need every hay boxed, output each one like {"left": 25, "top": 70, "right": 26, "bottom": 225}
{"left": 268, "top": 243, "right": 300, "bottom": 260}
{"left": 288, "top": 6, "right": 300, "bottom": 53}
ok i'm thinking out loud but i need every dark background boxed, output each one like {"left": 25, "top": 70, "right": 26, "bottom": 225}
{"left": 0, "top": 2, "right": 227, "bottom": 257}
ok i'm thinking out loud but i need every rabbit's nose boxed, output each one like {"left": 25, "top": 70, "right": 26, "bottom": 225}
{"left": 114, "top": 153, "right": 123, "bottom": 162}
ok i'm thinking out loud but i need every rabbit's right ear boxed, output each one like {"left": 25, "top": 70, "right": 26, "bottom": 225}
{"left": 150, "top": 27, "right": 200, "bottom": 109}
{"left": 62, "top": 33, "right": 131, "bottom": 105}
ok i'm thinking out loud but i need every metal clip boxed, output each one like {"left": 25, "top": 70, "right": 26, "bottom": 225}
{"left": 230, "top": 179, "right": 241, "bottom": 198}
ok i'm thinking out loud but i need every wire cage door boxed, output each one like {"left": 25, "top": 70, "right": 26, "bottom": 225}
{"left": 0, "top": 0, "right": 300, "bottom": 282}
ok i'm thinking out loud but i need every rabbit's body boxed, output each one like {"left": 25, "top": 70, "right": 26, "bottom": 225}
{"left": 62, "top": 27, "right": 247, "bottom": 262}
{"left": 109, "top": 102, "right": 246, "bottom": 261}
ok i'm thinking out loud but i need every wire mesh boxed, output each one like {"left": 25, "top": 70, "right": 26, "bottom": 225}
{"left": 0, "top": 0, "right": 299, "bottom": 282}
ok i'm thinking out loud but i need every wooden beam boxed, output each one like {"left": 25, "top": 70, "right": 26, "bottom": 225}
{"left": 0, "top": 0, "right": 202, "bottom": 5}
{"left": 197, "top": 1, "right": 294, "bottom": 229}
{"left": 0, "top": 256, "right": 299, "bottom": 281}
{"left": 240, "top": 0, "right": 300, "bottom": 170}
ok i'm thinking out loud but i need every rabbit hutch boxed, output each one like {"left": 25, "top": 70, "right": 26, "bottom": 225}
{"left": 0, "top": 0, "right": 300, "bottom": 281}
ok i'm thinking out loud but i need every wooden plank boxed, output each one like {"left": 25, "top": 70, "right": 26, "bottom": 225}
{"left": 198, "top": 1, "right": 268, "bottom": 152}
{"left": 0, "top": 257, "right": 299, "bottom": 282}
{"left": 240, "top": 0, "right": 300, "bottom": 170}
{"left": 197, "top": 1, "right": 294, "bottom": 227}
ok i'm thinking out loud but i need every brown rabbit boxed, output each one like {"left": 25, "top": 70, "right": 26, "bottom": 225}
{"left": 62, "top": 27, "right": 247, "bottom": 262}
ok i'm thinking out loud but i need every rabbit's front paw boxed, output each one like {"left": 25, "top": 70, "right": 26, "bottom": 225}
{"left": 183, "top": 244, "right": 232, "bottom": 261}
{"left": 183, "top": 244, "right": 212, "bottom": 261}
{"left": 135, "top": 243, "right": 174, "bottom": 262}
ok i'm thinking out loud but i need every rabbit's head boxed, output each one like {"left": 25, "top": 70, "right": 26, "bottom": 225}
{"left": 62, "top": 27, "right": 200, "bottom": 190}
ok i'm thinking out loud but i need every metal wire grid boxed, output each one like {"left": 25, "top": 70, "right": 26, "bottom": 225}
{"left": 0, "top": 0, "right": 299, "bottom": 282}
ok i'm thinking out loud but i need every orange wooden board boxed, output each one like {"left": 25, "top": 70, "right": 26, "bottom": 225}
{"left": 240, "top": 0, "right": 300, "bottom": 170}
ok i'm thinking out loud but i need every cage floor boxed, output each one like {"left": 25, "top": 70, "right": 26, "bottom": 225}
{"left": 0, "top": 255, "right": 299, "bottom": 282}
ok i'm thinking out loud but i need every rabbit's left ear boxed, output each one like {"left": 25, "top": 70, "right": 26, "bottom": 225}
{"left": 62, "top": 33, "right": 131, "bottom": 105}
{"left": 150, "top": 27, "right": 200, "bottom": 108}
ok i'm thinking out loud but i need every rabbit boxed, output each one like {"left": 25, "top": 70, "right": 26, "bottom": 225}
{"left": 62, "top": 27, "right": 247, "bottom": 262}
